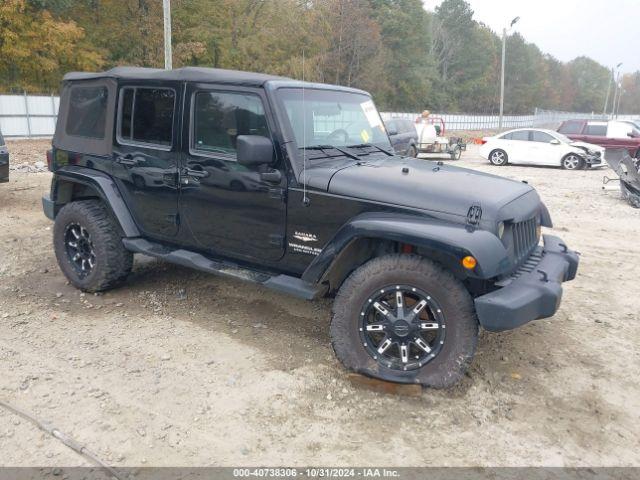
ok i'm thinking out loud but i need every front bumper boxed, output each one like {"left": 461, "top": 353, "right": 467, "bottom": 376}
{"left": 475, "top": 234, "right": 579, "bottom": 332}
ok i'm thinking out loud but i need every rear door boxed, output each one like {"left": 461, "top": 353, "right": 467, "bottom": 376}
{"left": 507, "top": 130, "right": 531, "bottom": 163}
{"left": 178, "top": 83, "right": 287, "bottom": 262}
{"left": 111, "top": 84, "right": 181, "bottom": 239}
{"left": 582, "top": 122, "right": 608, "bottom": 146}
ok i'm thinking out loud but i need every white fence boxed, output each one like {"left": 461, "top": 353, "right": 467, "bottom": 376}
{"left": 0, "top": 94, "right": 59, "bottom": 137}
{"left": 0, "top": 93, "right": 638, "bottom": 138}
{"left": 380, "top": 109, "right": 639, "bottom": 131}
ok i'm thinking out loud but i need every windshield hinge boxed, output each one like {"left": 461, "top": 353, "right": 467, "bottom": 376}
{"left": 466, "top": 204, "right": 482, "bottom": 226}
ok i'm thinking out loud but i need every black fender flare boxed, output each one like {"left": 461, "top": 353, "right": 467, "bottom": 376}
{"left": 50, "top": 166, "right": 140, "bottom": 237}
{"left": 301, "top": 212, "right": 510, "bottom": 285}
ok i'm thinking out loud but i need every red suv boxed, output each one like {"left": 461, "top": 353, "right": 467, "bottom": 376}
{"left": 558, "top": 120, "right": 640, "bottom": 157}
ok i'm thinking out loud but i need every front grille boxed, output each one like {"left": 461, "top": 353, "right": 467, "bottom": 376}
{"left": 512, "top": 218, "right": 538, "bottom": 264}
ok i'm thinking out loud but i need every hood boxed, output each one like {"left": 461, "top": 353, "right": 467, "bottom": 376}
{"left": 318, "top": 156, "right": 538, "bottom": 221}
{"left": 570, "top": 141, "right": 603, "bottom": 152}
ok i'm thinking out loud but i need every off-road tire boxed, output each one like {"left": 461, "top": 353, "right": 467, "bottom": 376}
{"left": 489, "top": 149, "right": 508, "bottom": 166}
{"left": 331, "top": 254, "right": 478, "bottom": 388}
{"left": 450, "top": 145, "right": 462, "bottom": 160}
{"left": 54, "top": 200, "right": 133, "bottom": 292}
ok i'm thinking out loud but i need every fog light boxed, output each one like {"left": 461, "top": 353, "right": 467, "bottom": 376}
{"left": 461, "top": 256, "right": 477, "bottom": 270}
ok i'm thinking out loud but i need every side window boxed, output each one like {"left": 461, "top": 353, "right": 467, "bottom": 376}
{"left": 66, "top": 86, "right": 108, "bottom": 139}
{"left": 510, "top": 130, "right": 530, "bottom": 141}
{"left": 402, "top": 119, "right": 415, "bottom": 133}
{"left": 558, "top": 121, "right": 583, "bottom": 135}
{"left": 531, "top": 131, "right": 554, "bottom": 143}
{"left": 385, "top": 119, "right": 396, "bottom": 133}
{"left": 585, "top": 124, "right": 607, "bottom": 136}
{"left": 500, "top": 132, "right": 513, "bottom": 140}
{"left": 192, "top": 91, "right": 269, "bottom": 158}
{"left": 118, "top": 87, "right": 175, "bottom": 148}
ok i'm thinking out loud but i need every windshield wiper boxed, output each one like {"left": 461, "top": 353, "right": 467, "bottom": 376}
{"left": 300, "top": 145, "right": 360, "bottom": 161}
{"left": 346, "top": 143, "right": 394, "bottom": 156}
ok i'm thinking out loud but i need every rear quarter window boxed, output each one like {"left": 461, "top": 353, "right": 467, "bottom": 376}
{"left": 65, "top": 86, "right": 108, "bottom": 139}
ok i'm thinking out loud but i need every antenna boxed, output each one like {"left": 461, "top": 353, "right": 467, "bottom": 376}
{"left": 302, "top": 49, "right": 309, "bottom": 206}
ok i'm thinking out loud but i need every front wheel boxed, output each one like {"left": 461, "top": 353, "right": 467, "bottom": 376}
{"left": 450, "top": 145, "right": 462, "bottom": 160}
{"left": 562, "top": 153, "right": 584, "bottom": 170}
{"left": 489, "top": 149, "right": 508, "bottom": 166}
{"left": 331, "top": 254, "right": 478, "bottom": 388}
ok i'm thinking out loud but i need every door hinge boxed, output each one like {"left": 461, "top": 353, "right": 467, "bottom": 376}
{"left": 269, "top": 234, "right": 285, "bottom": 248}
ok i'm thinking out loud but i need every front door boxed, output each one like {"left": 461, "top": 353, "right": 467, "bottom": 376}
{"left": 111, "top": 84, "right": 181, "bottom": 239}
{"left": 178, "top": 84, "right": 286, "bottom": 262}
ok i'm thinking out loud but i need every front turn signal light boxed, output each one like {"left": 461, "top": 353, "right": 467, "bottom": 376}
{"left": 461, "top": 256, "right": 477, "bottom": 270}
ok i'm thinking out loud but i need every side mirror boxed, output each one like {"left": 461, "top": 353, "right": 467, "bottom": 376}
{"left": 550, "top": 139, "right": 561, "bottom": 145}
{"left": 236, "top": 135, "right": 274, "bottom": 167}
{"left": 387, "top": 127, "right": 398, "bottom": 136}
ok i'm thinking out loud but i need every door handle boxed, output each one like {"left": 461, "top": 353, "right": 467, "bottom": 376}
{"left": 184, "top": 167, "right": 210, "bottom": 178}
{"left": 116, "top": 154, "right": 139, "bottom": 166}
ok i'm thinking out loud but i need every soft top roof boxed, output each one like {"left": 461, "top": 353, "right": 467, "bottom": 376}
{"left": 62, "top": 66, "right": 370, "bottom": 95}
{"left": 63, "top": 66, "right": 290, "bottom": 87}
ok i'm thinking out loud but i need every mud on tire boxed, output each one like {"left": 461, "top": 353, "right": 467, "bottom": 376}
{"left": 331, "top": 254, "right": 478, "bottom": 388}
{"left": 53, "top": 200, "right": 133, "bottom": 292}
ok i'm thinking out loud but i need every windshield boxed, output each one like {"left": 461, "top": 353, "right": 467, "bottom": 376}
{"left": 554, "top": 132, "right": 573, "bottom": 143}
{"left": 277, "top": 88, "right": 391, "bottom": 155}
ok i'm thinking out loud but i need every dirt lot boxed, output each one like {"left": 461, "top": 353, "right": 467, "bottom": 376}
{"left": 0, "top": 139, "right": 639, "bottom": 467}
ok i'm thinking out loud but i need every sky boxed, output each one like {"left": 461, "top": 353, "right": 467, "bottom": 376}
{"left": 422, "top": 0, "right": 640, "bottom": 73}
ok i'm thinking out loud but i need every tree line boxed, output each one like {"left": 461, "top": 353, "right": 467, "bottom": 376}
{"left": 1, "top": 0, "right": 638, "bottom": 115}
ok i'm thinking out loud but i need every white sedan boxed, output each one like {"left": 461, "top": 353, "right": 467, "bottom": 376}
{"left": 479, "top": 128, "right": 605, "bottom": 170}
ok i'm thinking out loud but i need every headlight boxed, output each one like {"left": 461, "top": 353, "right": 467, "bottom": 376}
{"left": 497, "top": 221, "right": 505, "bottom": 239}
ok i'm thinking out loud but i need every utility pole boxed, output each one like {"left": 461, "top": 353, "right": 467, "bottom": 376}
{"left": 611, "top": 73, "right": 621, "bottom": 117}
{"left": 499, "top": 16, "right": 519, "bottom": 131}
{"left": 603, "top": 67, "right": 613, "bottom": 117}
{"left": 163, "top": 0, "right": 173, "bottom": 70}
{"left": 608, "top": 63, "right": 622, "bottom": 118}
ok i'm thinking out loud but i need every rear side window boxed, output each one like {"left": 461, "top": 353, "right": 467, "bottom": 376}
{"left": 510, "top": 130, "right": 530, "bottom": 141}
{"left": 65, "top": 86, "right": 108, "bottom": 139}
{"left": 558, "top": 121, "right": 583, "bottom": 135}
{"left": 585, "top": 124, "right": 607, "bottom": 136}
{"left": 499, "top": 132, "right": 512, "bottom": 140}
{"left": 118, "top": 87, "right": 175, "bottom": 148}
{"left": 0, "top": 130, "right": 4, "bottom": 145}
{"left": 192, "top": 91, "right": 269, "bottom": 158}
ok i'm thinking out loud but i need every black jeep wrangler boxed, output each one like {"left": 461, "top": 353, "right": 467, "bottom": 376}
{"left": 43, "top": 67, "right": 579, "bottom": 387}
{"left": 0, "top": 129, "right": 8, "bottom": 183}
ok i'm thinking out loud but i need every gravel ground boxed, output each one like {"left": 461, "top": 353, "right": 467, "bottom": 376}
{"left": 0, "top": 139, "right": 639, "bottom": 467}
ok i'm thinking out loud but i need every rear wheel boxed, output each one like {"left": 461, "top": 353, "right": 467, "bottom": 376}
{"left": 489, "top": 149, "right": 508, "bottom": 166}
{"left": 53, "top": 200, "right": 133, "bottom": 292}
{"left": 562, "top": 153, "right": 584, "bottom": 170}
{"left": 331, "top": 254, "right": 478, "bottom": 388}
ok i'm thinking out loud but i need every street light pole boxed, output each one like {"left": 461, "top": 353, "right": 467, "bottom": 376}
{"left": 498, "top": 16, "right": 519, "bottom": 131}
{"left": 499, "top": 28, "right": 506, "bottom": 130}
{"left": 611, "top": 72, "right": 621, "bottom": 117}
{"left": 603, "top": 67, "right": 613, "bottom": 116}
{"left": 163, "top": 0, "right": 173, "bottom": 70}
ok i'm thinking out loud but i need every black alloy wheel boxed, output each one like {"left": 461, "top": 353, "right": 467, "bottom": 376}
{"left": 360, "top": 284, "right": 445, "bottom": 371}
{"left": 64, "top": 223, "right": 96, "bottom": 277}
